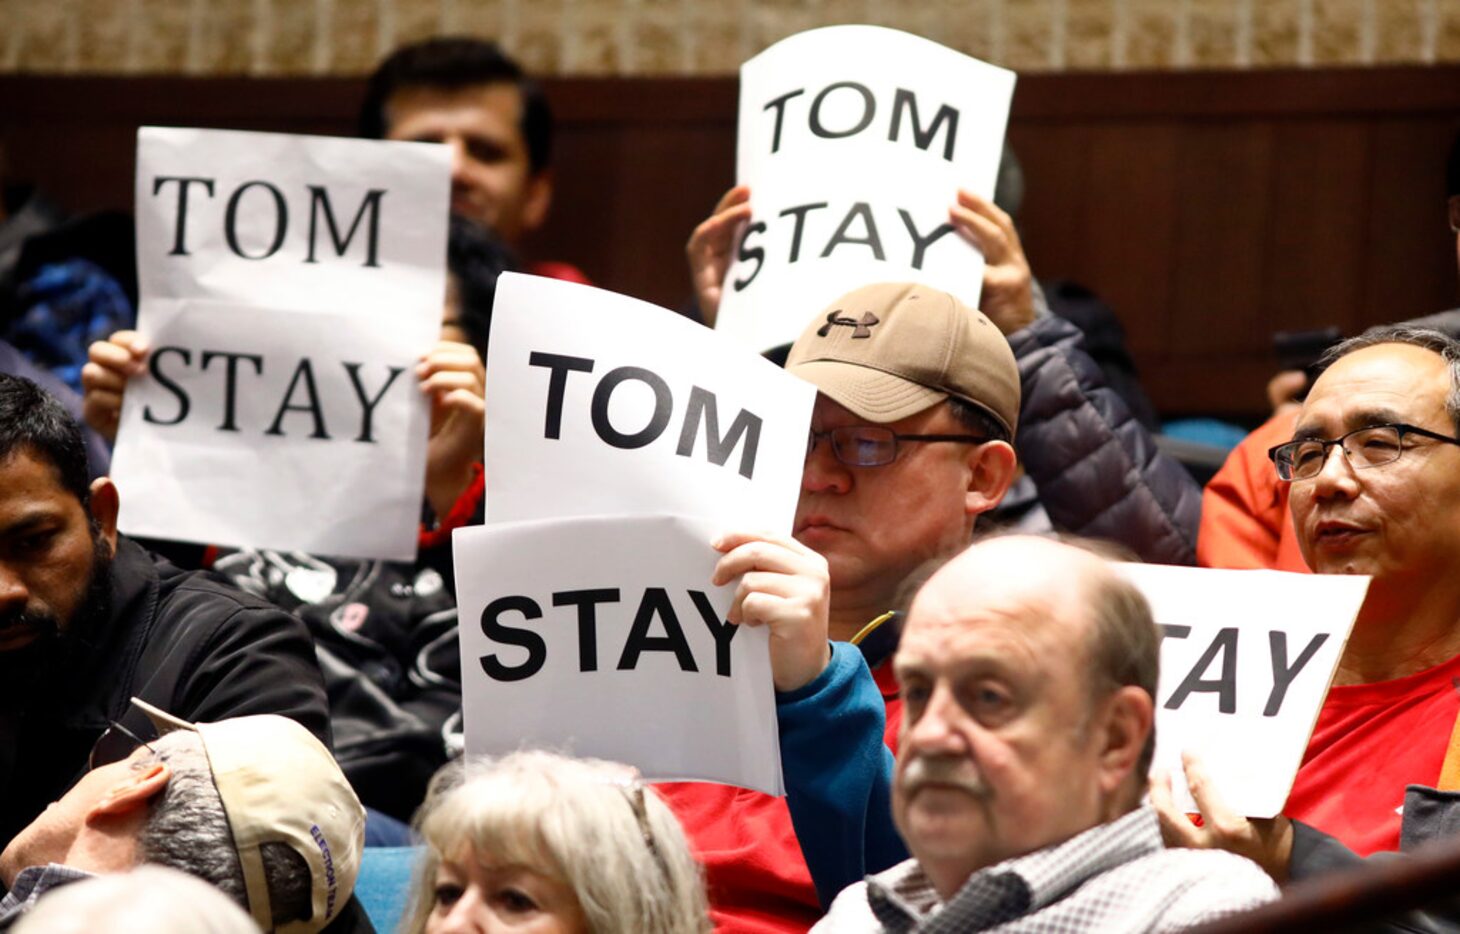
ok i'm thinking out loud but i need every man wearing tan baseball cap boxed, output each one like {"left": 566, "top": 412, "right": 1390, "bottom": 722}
{"left": 0, "top": 701, "right": 367, "bottom": 933}
{"left": 656, "top": 282, "right": 1023, "bottom": 924}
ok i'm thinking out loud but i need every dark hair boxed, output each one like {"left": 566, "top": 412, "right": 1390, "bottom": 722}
{"left": 0, "top": 373, "right": 92, "bottom": 504}
{"left": 1317, "top": 325, "right": 1460, "bottom": 435}
{"left": 359, "top": 37, "right": 554, "bottom": 174}
{"left": 946, "top": 395, "right": 1012, "bottom": 444}
{"left": 447, "top": 214, "right": 518, "bottom": 361}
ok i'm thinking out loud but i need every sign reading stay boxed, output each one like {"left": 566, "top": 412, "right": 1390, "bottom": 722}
{"left": 454, "top": 515, "right": 784, "bottom": 794}
{"left": 716, "top": 25, "right": 1016, "bottom": 352}
{"left": 1121, "top": 564, "right": 1370, "bottom": 818}
{"left": 110, "top": 127, "right": 449, "bottom": 560}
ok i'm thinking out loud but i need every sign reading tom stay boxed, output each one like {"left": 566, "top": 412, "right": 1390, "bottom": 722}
{"left": 484, "top": 273, "right": 816, "bottom": 531}
{"left": 109, "top": 128, "right": 449, "bottom": 560}
{"left": 1121, "top": 564, "right": 1370, "bottom": 818}
{"left": 453, "top": 515, "right": 784, "bottom": 794}
{"left": 716, "top": 25, "right": 1016, "bottom": 352}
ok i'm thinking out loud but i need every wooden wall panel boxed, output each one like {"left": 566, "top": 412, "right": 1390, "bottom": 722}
{"left": 3, "top": 69, "right": 1460, "bottom": 419}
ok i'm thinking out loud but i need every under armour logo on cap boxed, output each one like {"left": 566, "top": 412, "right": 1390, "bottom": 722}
{"left": 817, "top": 310, "right": 880, "bottom": 339}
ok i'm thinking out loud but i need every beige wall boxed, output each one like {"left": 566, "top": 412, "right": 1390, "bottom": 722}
{"left": 3, "top": 0, "right": 1460, "bottom": 76}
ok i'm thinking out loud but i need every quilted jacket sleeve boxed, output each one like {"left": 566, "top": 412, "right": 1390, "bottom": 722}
{"left": 1005, "top": 314, "right": 1201, "bottom": 566}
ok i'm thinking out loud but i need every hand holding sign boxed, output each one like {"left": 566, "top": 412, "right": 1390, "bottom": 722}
{"left": 687, "top": 186, "right": 753, "bottom": 327}
{"left": 82, "top": 330, "right": 149, "bottom": 441}
{"left": 1151, "top": 751, "right": 1295, "bottom": 882}
{"left": 712, "top": 530, "right": 831, "bottom": 692}
{"left": 949, "top": 190, "right": 1035, "bottom": 335}
{"left": 419, "top": 339, "right": 487, "bottom": 520}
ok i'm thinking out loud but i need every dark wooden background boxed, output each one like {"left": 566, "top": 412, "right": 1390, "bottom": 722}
{"left": 3, "top": 67, "right": 1458, "bottom": 420}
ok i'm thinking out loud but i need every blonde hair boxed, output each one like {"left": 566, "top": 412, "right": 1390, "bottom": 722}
{"left": 403, "top": 751, "right": 709, "bottom": 934}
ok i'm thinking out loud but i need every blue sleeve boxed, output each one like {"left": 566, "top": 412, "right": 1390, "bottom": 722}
{"left": 777, "top": 641, "right": 906, "bottom": 908}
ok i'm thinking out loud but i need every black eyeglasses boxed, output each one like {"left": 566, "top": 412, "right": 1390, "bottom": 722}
{"left": 1268, "top": 422, "right": 1460, "bottom": 481}
{"left": 88, "top": 718, "right": 158, "bottom": 770}
{"left": 808, "top": 426, "right": 988, "bottom": 467}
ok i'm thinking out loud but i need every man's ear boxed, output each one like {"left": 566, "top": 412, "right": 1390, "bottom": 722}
{"left": 964, "top": 440, "right": 1018, "bottom": 518}
{"left": 86, "top": 762, "right": 170, "bottom": 824}
{"left": 88, "top": 477, "right": 119, "bottom": 557}
{"left": 1095, "top": 685, "right": 1155, "bottom": 802}
{"left": 520, "top": 169, "right": 554, "bottom": 235}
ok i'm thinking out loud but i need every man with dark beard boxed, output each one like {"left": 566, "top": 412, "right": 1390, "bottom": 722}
{"left": 0, "top": 373, "right": 329, "bottom": 850}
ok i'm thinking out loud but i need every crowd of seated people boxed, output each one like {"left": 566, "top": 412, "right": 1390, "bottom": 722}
{"left": 3, "top": 29, "right": 1460, "bottom": 934}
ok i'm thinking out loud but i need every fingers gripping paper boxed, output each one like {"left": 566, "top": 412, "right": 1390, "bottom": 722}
{"left": 1120, "top": 565, "right": 1370, "bottom": 818}
{"left": 716, "top": 25, "right": 1016, "bottom": 352}
{"left": 454, "top": 516, "right": 784, "bottom": 795}
{"left": 110, "top": 128, "right": 449, "bottom": 560}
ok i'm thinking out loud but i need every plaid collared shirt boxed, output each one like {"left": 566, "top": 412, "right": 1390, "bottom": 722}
{"left": 814, "top": 804, "right": 1278, "bottom": 933}
{"left": 0, "top": 863, "right": 93, "bottom": 929}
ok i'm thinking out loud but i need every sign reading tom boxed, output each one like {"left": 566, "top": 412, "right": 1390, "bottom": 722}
{"left": 110, "top": 127, "right": 449, "bottom": 560}
{"left": 484, "top": 273, "right": 816, "bottom": 531}
{"left": 454, "top": 515, "right": 783, "bottom": 794}
{"left": 716, "top": 25, "right": 1016, "bottom": 352}
{"left": 1119, "top": 565, "right": 1369, "bottom": 818}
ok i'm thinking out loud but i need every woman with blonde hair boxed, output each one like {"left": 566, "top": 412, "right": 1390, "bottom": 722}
{"left": 404, "top": 750, "right": 709, "bottom": 933}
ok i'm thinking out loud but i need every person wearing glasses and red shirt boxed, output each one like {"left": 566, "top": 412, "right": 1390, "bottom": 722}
{"left": 1156, "top": 328, "right": 1460, "bottom": 918}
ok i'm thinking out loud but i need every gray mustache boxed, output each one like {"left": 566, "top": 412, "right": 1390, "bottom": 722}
{"left": 900, "top": 755, "right": 990, "bottom": 799}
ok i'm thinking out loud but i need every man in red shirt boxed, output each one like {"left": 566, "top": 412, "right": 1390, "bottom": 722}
{"left": 1161, "top": 326, "right": 1460, "bottom": 881}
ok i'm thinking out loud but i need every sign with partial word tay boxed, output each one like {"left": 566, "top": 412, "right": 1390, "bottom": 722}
{"left": 111, "top": 127, "right": 449, "bottom": 560}
{"left": 454, "top": 515, "right": 784, "bottom": 794}
{"left": 484, "top": 272, "right": 816, "bottom": 533}
{"left": 1119, "top": 564, "right": 1369, "bottom": 818}
{"left": 716, "top": 25, "right": 1016, "bottom": 352}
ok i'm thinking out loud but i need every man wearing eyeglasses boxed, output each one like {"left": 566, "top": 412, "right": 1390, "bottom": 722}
{"left": 1158, "top": 327, "right": 1460, "bottom": 895}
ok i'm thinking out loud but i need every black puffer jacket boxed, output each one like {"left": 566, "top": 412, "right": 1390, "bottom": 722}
{"left": 1004, "top": 312, "right": 1201, "bottom": 566}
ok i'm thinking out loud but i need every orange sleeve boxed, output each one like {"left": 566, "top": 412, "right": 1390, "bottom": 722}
{"left": 1198, "top": 409, "right": 1309, "bottom": 572}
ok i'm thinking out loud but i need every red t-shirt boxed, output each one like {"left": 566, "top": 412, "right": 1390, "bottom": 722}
{"left": 1286, "top": 651, "right": 1460, "bottom": 854}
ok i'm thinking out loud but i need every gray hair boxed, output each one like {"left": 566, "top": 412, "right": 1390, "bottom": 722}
{"left": 1318, "top": 325, "right": 1460, "bottom": 434}
{"left": 13, "top": 865, "right": 258, "bottom": 934}
{"left": 134, "top": 730, "right": 313, "bottom": 930}
{"left": 406, "top": 751, "right": 710, "bottom": 934}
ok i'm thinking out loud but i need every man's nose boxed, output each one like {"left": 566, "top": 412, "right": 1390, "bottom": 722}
{"left": 801, "top": 434, "right": 852, "bottom": 495}
{"left": 1310, "top": 441, "right": 1360, "bottom": 500}
{"left": 904, "top": 685, "right": 967, "bottom": 756}
{"left": 446, "top": 138, "right": 471, "bottom": 181}
{"left": 0, "top": 564, "right": 27, "bottom": 611}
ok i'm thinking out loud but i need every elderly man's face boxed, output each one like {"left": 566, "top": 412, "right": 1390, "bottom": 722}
{"left": 892, "top": 547, "right": 1113, "bottom": 885}
{"left": 1289, "top": 343, "right": 1460, "bottom": 586}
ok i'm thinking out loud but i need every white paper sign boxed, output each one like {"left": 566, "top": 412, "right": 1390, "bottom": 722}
{"left": 1119, "top": 565, "right": 1370, "bottom": 818}
{"left": 453, "top": 515, "right": 784, "bottom": 794}
{"left": 111, "top": 127, "right": 449, "bottom": 560}
{"left": 717, "top": 25, "right": 1016, "bottom": 351}
{"left": 484, "top": 272, "right": 816, "bottom": 533}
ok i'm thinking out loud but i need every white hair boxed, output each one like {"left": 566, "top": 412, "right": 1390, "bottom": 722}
{"left": 13, "top": 865, "right": 258, "bottom": 934}
{"left": 405, "top": 750, "right": 709, "bottom": 934}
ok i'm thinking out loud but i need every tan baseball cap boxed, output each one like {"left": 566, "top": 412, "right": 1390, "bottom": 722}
{"left": 132, "top": 699, "right": 365, "bottom": 934}
{"left": 786, "top": 282, "right": 1020, "bottom": 437}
